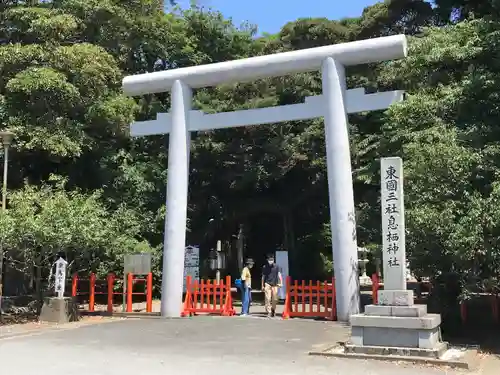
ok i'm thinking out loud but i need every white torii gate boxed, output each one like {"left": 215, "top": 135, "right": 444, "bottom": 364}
{"left": 122, "top": 35, "right": 408, "bottom": 322}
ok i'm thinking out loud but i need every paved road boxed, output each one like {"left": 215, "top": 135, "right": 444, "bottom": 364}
{"left": 0, "top": 316, "right": 466, "bottom": 375}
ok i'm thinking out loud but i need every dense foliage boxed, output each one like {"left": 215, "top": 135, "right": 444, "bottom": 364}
{"left": 0, "top": 0, "right": 499, "bottom": 307}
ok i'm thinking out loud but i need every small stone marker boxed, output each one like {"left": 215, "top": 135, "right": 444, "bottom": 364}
{"left": 380, "top": 157, "right": 406, "bottom": 291}
{"left": 54, "top": 257, "right": 68, "bottom": 298}
{"left": 41, "top": 257, "right": 78, "bottom": 323}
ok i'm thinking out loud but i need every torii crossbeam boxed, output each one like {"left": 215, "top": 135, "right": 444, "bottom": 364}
{"left": 130, "top": 88, "right": 403, "bottom": 136}
{"left": 122, "top": 35, "right": 408, "bottom": 321}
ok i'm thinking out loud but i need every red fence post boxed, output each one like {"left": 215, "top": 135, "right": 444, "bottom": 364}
{"left": 308, "top": 280, "right": 313, "bottom": 313}
{"left": 181, "top": 275, "right": 192, "bottom": 317}
{"left": 316, "top": 281, "right": 321, "bottom": 313}
{"left": 219, "top": 278, "right": 224, "bottom": 311}
{"left": 331, "top": 278, "right": 337, "bottom": 320}
{"left": 371, "top": 273, "right": 379, "bottom": 304}
{"left": 89, "top": 273, "right": 96, "bottom": 312}
{"left": 126, "top": 273, "right": 133, "bottom": 313}
{"left": 193, "top": 278, "right": 199, "bottom": 311}
{"left": 200, "top": 279, "right": 205, "bottom": 309}
{"left": 146, "top": 273, "right": 153, "bottom": 313}
{"left": 301, "top": 280, "right": 305, "bottom": 312}
{"left": 207, "top": 280, "right": 212, "bottom": 310}
{"left": 72, "top": 274, "right": 78, "bottom": 297}
{"left": 107, "top": 274, "right": 115, "bottom": 313}
{"left": 292, "top": 280, "right": 298, "bottom": 313}
{"left": 282, "top": 276, "right": 291, "bottom": 319}
{"left": 225, "top": 275, "right": 234, "bottom": 316}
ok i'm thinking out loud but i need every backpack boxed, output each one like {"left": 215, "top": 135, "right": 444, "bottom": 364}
{"left": 235, "top": 278, "right": 242, "bottom": 288}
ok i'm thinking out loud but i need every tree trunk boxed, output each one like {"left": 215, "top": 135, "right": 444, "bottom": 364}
{"left": 35, "top": 248, "right": 43, "bottom": 313}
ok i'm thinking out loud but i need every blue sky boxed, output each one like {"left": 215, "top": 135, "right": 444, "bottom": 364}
{"left": 175, "top": 0, "right": 379, "bottom": 34}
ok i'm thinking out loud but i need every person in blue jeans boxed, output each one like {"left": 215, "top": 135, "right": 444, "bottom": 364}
{"left": 240, "top": 258, "right": 254, "bottom": 316}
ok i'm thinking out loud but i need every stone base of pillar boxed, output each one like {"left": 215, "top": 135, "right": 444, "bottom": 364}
{"left": 344, "top": 341, "right": 448, "bottom": 359}
{"left": 347, "top": 290, "right": 447, "bottom": 359}
{"left": 39, "top": 297, "right": 80, "bottom": 324}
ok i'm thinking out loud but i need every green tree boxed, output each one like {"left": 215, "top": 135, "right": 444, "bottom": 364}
{"left": 1, "top": 176, "right": 151, "bottom": 299}
{"left": 433, "top": 0, "right": 500, "bottom": 21}
{"left": 4, "top": 0, "right": 500, "bottom": 313}
{"left": 378, "top": 19, "right": 500, "bottom": 307}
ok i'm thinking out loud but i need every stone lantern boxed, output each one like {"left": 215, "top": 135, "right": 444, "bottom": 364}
{"left": 357, "top": 247, "right": 372, "bottom": 286}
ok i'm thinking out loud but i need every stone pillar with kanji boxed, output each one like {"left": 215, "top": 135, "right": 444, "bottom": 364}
{"left": 346, "top": 157, "right": 447, "bottom": 359}
{"left": 380, "top": 157, "right": 407, "bottom": 296}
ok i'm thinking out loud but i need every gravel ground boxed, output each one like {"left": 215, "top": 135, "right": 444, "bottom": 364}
{"left": 0, "top": 316, "right": 474, "bottom": 375}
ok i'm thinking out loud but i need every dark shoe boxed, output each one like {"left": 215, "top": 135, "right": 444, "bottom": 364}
{"left": 271, "top": 310, "right": 276, "bottom": 317}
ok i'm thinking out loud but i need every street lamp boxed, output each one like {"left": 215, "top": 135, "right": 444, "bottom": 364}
{"left": 0, "top": 130, "right": 14, "bottom": 211}
{"left": 0, "top": 130, "right": 14, "bottom": 320}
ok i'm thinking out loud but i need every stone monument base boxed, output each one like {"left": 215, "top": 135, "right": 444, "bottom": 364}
{"left": 39, "top": 297, "right": 80, "bottom": 324}
{"left": 349, "top": 290, "right": 447, "bottom": 359}
{"left": 344, "top": 342, "right": 448, "bottom": 358}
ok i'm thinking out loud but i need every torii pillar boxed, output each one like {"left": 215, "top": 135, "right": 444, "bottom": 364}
{"left": 122, "top": 35, "right": 408, "bottom": 321}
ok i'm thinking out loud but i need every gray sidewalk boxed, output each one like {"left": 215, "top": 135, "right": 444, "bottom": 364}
{"left": 0, "top": 316, "right": 475, "bottom": 375}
